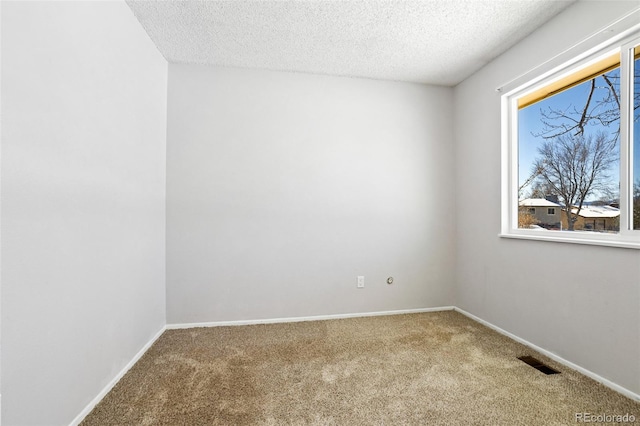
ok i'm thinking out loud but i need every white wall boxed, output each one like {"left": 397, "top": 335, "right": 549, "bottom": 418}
{"left": 0, "top": 1, "right": 4, "bottom": 420}
{"left": 454, "top": 1, "right": 640, "bottom": 395}
{"left": 1, "top": 2, "right": 167, "bottom": 425}
{"left": 167, "top": 65, "right": 455, "bottom": 324}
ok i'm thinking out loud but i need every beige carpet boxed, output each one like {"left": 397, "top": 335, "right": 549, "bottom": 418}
{"left": 82, "top": 311, "right": 639, "bottom": 425}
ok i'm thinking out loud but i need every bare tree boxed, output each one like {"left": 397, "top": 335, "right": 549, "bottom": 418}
{"left": 535, "top": 70, "right": 639, "bottom": 141}
{"left": 527, "top": 177, "right": 557, "bottom": 200}
{"left": 518, "top": 210, "right": 539, "bottom": 228}
{"left": 518, "top": 164, "right": 544, "bottom": 199}
{"left": 533, "top": 132, "right": 617, "bottom": 230}
{"left": 519, "top": 68, "right": 640, "bottom": 198}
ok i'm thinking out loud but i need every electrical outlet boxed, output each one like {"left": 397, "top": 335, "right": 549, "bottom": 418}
{"left": 357, "top": 276, "right": 365, "bottom": 288}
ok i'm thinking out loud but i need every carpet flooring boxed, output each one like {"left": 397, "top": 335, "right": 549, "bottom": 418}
{"left": 82, "top": 311, "right": 639, "bottom": 425}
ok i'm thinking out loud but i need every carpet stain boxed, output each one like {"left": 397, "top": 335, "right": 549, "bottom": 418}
{"left": 321, "top": 359, "right": 359, "bottom": 383}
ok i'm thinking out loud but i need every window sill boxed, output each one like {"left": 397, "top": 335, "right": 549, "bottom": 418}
{"left": 499, "top": 231, "right": 640, "bottom": 250}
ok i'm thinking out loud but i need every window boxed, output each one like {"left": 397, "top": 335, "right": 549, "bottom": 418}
{"left": 501, "top": 24, "right": 640, "bottom": 249}
{"left": 528, "top": 208, "right": 536, "bottom": 214}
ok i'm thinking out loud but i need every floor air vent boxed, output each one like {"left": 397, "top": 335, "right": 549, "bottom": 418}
{"left": 518, "top": 356, "right": 560, "bottom": 375}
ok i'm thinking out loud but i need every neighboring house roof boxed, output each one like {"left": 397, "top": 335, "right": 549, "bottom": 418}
{"left": 519, "top": 198, "right": 562, "bottom": 207}
{"left": 519, "top": 199, "right": 620, "bottom": 219}
{"left": 571, "top": 205, "right": 620, "bottom": 218}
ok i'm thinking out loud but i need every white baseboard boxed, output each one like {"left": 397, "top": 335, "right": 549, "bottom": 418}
{"left": 68, "top": 326, "right": 166, "bottom": 426}
{"left": 454, "top": 307, "right": 640, "bottom": 402}
{"left": 166, "top": 306, "right": 455, "bottom": 329}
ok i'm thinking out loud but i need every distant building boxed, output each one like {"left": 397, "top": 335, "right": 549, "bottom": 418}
{"left": 518, "top": 198, "right": 562, "bottom": 228}
{"left": 519, "top": 198, "right": 620, "bottom": 231}
{"left": 562, "top": 205, "right": 620, "bottom": 231}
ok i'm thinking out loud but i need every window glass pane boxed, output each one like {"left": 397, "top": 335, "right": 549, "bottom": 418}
{"left": 634, "top": 47, "right": 640, "bottom": 230}
{"left": 518, "top": 63, "right": 621, "bottom": 233}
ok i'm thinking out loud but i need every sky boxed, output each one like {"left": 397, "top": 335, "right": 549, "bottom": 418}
{"left": 518, "top": 59, "right": 640, "bottom": 202}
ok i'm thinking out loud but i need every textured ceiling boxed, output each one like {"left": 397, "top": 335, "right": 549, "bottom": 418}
{"left": 126, "top": 0, "right": 575, "bottom": 86}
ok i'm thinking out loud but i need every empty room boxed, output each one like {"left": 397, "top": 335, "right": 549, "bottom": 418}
{"left": 2, "top": 0, "right": 640, "bottom": 425}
